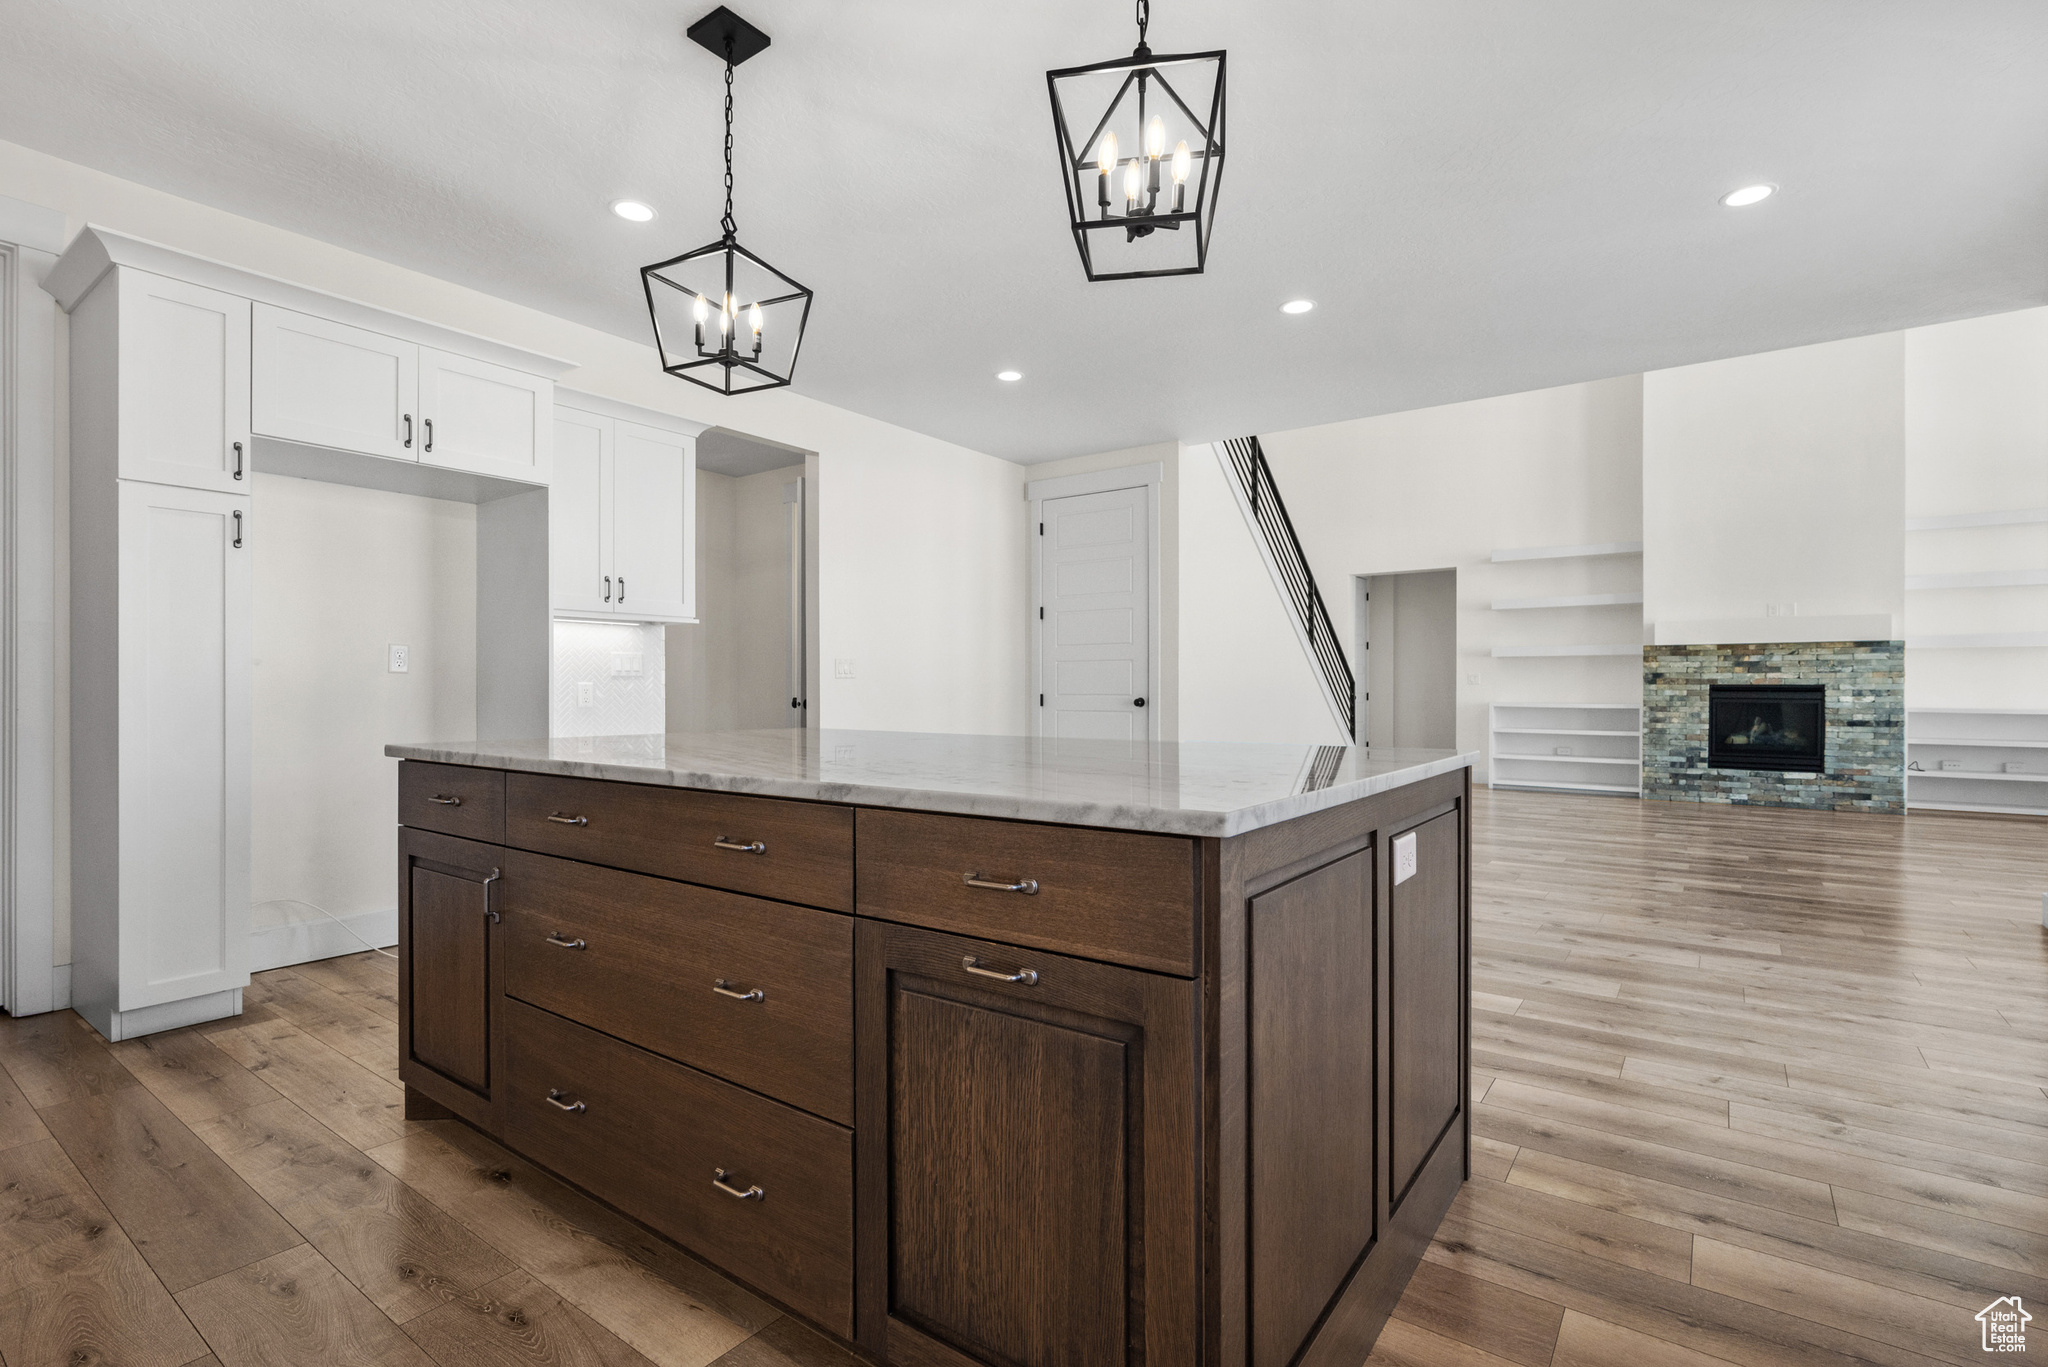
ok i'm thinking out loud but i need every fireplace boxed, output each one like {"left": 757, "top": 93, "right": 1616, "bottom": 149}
{"left": 1708, "top": 683, "right": 1824, "bottom": 773}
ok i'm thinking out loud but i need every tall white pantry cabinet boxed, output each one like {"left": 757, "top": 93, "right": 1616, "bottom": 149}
{"left": 50, "top": 229, "right": 577, "bottom": 1040}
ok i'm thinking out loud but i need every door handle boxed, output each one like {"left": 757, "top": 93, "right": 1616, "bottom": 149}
{"left": 713, "top": 979, "right": 764, "bottom": 1002}
{"left": 403, "top": 414, "right": 414, "bottom": 449}
{"left": 545, "top": 1089, "right": 586, "bottom": 1113}
{"left": 1134, "top": 697, "right": 1146, "bottom": 707}
{"left": 546, "top": 813, "right": 588, "bottom": 826}
{"left": 963, "top": 873, "right": 1038, "bottom": 895}
{"left": 712, "top": 1168, "right": 765, "bottom": 1200}
{"left": 423, "top": 417, "right": 434, "bottom": 452}
{"left": 714, "top": 838, "right": 766, "bottom": 854}
{"left": 962, "top": 955, "right": 1039, "bottom": 985}
{"left": 232, "top": 510, "right": 244, "bottom": 548}
{"left": 545, "top": 933, "right": 587, "bottom": 950}
{"left": 232, "top": 441, "right": 244, "bottom": 480}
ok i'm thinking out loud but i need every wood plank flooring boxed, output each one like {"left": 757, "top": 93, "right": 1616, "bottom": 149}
{"left": 0, "top": 791, "right": 2037, "bottom": 1365}
{"left": 1369, "top": 790, "right": 2048, "bottom": 1367}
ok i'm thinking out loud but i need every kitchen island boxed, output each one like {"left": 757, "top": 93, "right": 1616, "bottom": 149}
{"left": 387, "top": 729, "right": 1475, "bottom": 1367}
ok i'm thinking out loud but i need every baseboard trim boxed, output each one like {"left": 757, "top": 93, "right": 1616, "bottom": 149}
{"left": 251, "top": 907, "right": 397, "bottom": 973}
{"left": 79, "top": 987, "right": 244, "bottom": 1042}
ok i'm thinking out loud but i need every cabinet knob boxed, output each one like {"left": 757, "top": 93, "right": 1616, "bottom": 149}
{"left": 712, "top": 1168, "right": 765, "bottom": 1201}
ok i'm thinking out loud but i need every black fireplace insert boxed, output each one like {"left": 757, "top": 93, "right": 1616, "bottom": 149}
{"left": 1707, "top": 684, "right": 1824, "bottom": 773}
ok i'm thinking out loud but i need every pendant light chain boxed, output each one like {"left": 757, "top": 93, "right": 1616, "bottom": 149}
{"left": 1136, "top": 0, "right": 1148, "bottom": 45}
{"left": 720, "top": 44, "right": 737, "bottom": 240}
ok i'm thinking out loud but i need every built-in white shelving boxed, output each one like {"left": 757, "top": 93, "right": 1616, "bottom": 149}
{"left": 1490, "top": 592, "right": 1644, "bottom": 611}
{"left": 1905, "top": 508, "right": 2048, "bottom": 532}
{"left": 1491, "top": 644, "right": 1639, "bottom": 658}
{"left": 1906, "top": 568, "right": 2048, "bottom": 591}
{"left": 1489, "top": 703, "right": 1642, "bottom": 797}
{"left": 1489, "top": 540, "right": 1643, "bottom": 563}
{"left": 1906, "top": 708, "right": 2048, "bottom": 817}
{"left": 1905, "top": 632, "right": 2048, "bottom": 650}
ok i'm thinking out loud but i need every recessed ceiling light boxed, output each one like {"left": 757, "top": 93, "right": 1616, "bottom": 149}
{"left": 996, "top": 370, "right": 1023, "bottom": 382}
{"left": 1280, "top": 299, "right": 1315, "bottom": 315}
{"left": 1719, "top": 184, "right": 1775, "bottom": 208}
{"left": 611, "top": 199, "right": 657, "bottom": 222}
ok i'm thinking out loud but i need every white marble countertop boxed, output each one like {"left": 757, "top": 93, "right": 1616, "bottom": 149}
{"left": 386, "top": 730, "right": 1474, "bottom": 838}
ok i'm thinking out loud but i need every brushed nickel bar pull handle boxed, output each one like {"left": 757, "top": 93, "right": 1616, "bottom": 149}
{"left": 714, "top": 838, "right": 766, "bottom": 854}
{"left": 403, "top": 414, "right": 413, "bottom": 448}
{"left": 546, "top": 813, "right": 588, "bottom": 826}
{"left": 603, "top": 575, "right": 611, "bottom": 602}
{"left": 427, "top": 795, "right": 462, "bottom": 806}
{"left": 545, "top": 1089, "right": 585, "bottom": 1113}
{"left": 713, "top": 979, "right": 764, "bottom": 1002}
{"left": 232, "top": 510, "right": 244, "bottom": 548}
{"left": 964, "top": 873, "right": 1039, "bottom": 895}
{"left": 423, "top": 416, "right": 434, "bottom": 452}
{"left": 232, "top": 440, "right": 244, "bottom": 479}
{"left": 712, "top": 1168, "right": 764, "bottom": 1200}
{"left": 482, "top": 867, "right": 500, "bottom": 923}
{"left": 545, "top": 933, "right": 587, "bottom": 950}
{"left": 962, "top": 955, "right": 1038, "bottom": 985}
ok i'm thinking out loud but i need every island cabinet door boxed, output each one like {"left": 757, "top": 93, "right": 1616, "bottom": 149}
{"left": 855, "top": 920, "right": 1199, "bottom": 1367}
{"left": 398, "top": 827, "right": 503, "bottom": 1131}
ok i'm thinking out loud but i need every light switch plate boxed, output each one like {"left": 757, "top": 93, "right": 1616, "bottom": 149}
{"left": 834, "top": 658, "right": 856, "bottom": 679}
{"left": 611, "top": 652, "right": 643, "bottom": 678}
{"left": 1393, "top": 831, "right": 1418, "bottom": 885}
{"left": 388, "top": 644, "right": 409, "bottom": 673}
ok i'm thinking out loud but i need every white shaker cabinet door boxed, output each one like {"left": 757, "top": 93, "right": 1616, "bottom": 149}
{"left": 116, "top": 271, "right": 251, "bottom": 494}
{"left": 419, "top": 348, "right": 553, "bottom": 486}
{"left": 550, "top": 409, "right": 614, "bottom": 615}
{"left": 251, "top": 304, "right": 419, "bottom": 461}
{"left": 609, "top": 420, "right": 695, "bottom": 623}
{"left": 116, "top": 481, "right": 252, "bottom": 1010}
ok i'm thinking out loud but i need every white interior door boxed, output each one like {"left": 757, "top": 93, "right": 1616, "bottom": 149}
{"left": 117, "top": 270, "right": 250, "bottom": 494}
{"left": 418, "top": 347, "right": 552, "bottom": 485}
{"left": 549, "top": 410, "right": 614, "bottom": 615}
{"left": 1038, "top": 485, "right": 1151, "bottom": 742}
{"left": 610, "top": 420, "right": 695, "bottom": 622}
{"left": 116, "top": 481, "right": 251, "bottom": 1010}
{"left": 251, "top": 304, "right": 418, "bottom": 461}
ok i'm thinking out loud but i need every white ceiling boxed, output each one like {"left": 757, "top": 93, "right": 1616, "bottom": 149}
{"left": 4, "top": 1, "right": 2045, "bottom": 463}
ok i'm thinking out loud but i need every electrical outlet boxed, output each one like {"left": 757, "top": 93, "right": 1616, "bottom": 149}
{"left": 1554, "top": 746, "right": 1573, "bottom": 756}
{"left": 1393, "top": 831, "right": 1418, "bottom": 885}
{"left": 1938, "top": 758, "right": 1962, "bottom": 771}
{"left": 577, "top": 681, "right": 595, "bottom": 708}
{"left": 2006, "top": 762, "right": 2026, "bottom": 774}
{"left": 834, "top": 658, "right": 856, "bottom": 679}
{"left": 1765, "top": 602, "right": 1798, "bottom": 618}
{"left": 388, "top": 644, "right": 409, "bottom": 673}
{"left": 1467, "top": 672, "right": 1480, "bottom": 685}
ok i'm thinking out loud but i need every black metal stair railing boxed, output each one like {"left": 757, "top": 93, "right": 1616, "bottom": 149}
{"left": 1219, "top": 436, "right": 1357, "bottom": 740}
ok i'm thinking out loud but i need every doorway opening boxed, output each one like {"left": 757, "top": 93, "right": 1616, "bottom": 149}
{"left": 1356, "top": 570, "right": 1457, "bottom": 750}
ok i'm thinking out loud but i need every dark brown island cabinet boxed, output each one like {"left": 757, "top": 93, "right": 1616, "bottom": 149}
{"left": 389, "top": 734, "right": 1473, "bottom": 1367}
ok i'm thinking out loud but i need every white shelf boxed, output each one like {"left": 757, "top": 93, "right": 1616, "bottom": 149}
{"left": 1910, "top": 801, "right": 2048, "bottom": 817}
{"left": 1910, "top": 736, "right": 2048, "bottom": 749}
{"left": 1906, "top": 632, "right": 2048, "bottom": 649}
{"left": 1490, "top": 592, "right": 1644, "bottom": 611}
{"left": 1905, "top": 507, "right": 2048, "bottom": 532}
{"left": 1490, "top": 540, "right": 1643, "bottom": 564}
{"left": 1906, "top": 568, "right": 2048, "bottom": 591}
{"left": 1495, "top": 727, "right": 1640, "bottom": 736}
{"left": 1497, "top": 754, "right": 1640, "bottom": 767}
{"left": 1492, "top": 644, "right": 1640, "bottom": 657}
{"left": 1489, "top": 779, "right": 1642, "bottom": 795}
{"left": 1908, "top": 770, "right": 2048, "bottom": 784}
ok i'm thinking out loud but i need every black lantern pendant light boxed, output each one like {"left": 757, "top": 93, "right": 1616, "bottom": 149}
{"left": 641, "top": 6, "right": 813, "bottom": 395}
{"left": 1047, "top": 0, "right": 1225, "bottom": 281}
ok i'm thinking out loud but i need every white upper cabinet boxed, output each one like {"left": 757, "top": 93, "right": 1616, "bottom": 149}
{"left": 117, "top": 272, "right": 251, "bottom": 493}
{"left": 251, "top": 305, "right": 418, "bottom": 461}
{"left": 611, "top": 420, "right": 695, "bottom": 622}
{"left": 550, "top": 409, "right": 613, "bottom": 615}
{"left": 420, "top": 348, "right": 553, "bottom": 485}
{"left": 549, "top": 404, "right": 696, "bottom": 623}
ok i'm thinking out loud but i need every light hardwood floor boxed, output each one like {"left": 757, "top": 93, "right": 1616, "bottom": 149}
{"left": 0, "top": 790, "right": 2038, "bottom": 1366}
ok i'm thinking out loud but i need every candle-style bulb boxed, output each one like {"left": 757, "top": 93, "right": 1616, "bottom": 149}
{"left": 1123, "top": 160, "right": 1142, "bottom": 205}
{"left": 693, "top": 294, "right": 709, "bottom": 323}
{"left": 718, "top": 299, "right": 730, "bottom": 334}
{"left": 1096, "top": 131, "right": 1117, "bottom": 177}
{"left": 1171, "top": 140, "right": 1191, "bottom": 186}
{"left": 1146, "top": 115, "right": 1165, "bottom": 160}
{"left": 748, "top": 303, "right": 763, "bottom": 336}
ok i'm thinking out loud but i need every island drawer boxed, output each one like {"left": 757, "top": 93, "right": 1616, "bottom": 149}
{"left": 855, "top": 810, "right": 1198, "bottom": 975}
{"left": 503, "top": 772, "right": 854, "bottom": 912}
{"left": 398, "top": 762, "right": 504, "bottom": 844}
{"left": 503, "top": 997, "right": 854, "bottom": 1337}
{"left": 499, "top": 848, "right": 853, "bottom": 1124}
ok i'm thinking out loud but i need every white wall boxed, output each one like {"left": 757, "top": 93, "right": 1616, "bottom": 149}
{"left": 5, "top": 136, "right": 1030, "bottom": 977}
{"left": 669, "top": 469, "right": 737, "bottom": 734}
{"left": 1902, "top": 307, "right": 2048, "bottom": 707}
{"left": 250, "top": 474, "right": 475, "bottom": 924}
{"left": 1643, "top": 332, "right": 1905, "bottom": 639}
{"left": 1255, "top": 378, "right": 1646, "bottom": 771}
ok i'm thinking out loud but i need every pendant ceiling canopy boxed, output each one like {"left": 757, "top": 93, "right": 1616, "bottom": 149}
{"left": 641, "top": 6, "right": 813, "bottom": 395}
{"left": 1047, "top": 0, "right": 1226, "bottom": 282}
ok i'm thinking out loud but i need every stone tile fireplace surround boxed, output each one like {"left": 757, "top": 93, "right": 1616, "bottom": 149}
{"left": 1642, "top": 641, "right": 1904, "bottom": 812}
